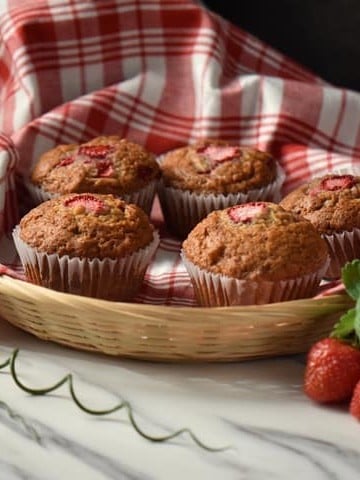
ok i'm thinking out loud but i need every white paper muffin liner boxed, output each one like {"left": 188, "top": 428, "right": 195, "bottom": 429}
{"left": 13, "top": 226, "right": 160, "bottom": 301}
{"left": 23, "top": 178, "right": 53, "bottom": 205}
{"left": 181, "top": 252, "right": 329, "bottom": 306}
{"left": 122, "top": 179, "right": 158, "bottom": 215}
{"left": 23, "top": 178, "right": 158, "bottom": 215}
{"left": 157, "top": 163, "right": 285, "bottom": 238}
{"left": 322, "top": 228, "right": 360, "bottom": 279}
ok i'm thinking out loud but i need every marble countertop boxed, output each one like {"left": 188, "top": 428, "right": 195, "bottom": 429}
{"left": 0, "top": 319, "right": 359, "bottom": 480}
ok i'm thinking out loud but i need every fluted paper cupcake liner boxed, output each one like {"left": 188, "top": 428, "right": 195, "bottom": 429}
{"left": 23, "top": 178, "right": 158, "bottom": 215}
{"left": 323, "top": 228, "right": 360, "bottom": 279}
{"left": 122, "top": 179, "right": 158, "bottom": 215}
{"left": 181, "top": 252, "right": 329, "bottom": 306}
{"left": 13, "top": 226, "right": 160, "bottom": 301}
{"left": 158, "top": 163, "right": 285, "bottom": 238}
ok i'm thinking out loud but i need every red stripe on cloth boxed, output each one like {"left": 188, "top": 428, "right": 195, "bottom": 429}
{"left": 269, "top": 80, "right": 324, "bottom": 187}
{"left": 3, "top": 173, "right": 19, "bottom": 232}
{"left": 12, "top": 85, "right": 359, "bottom": 163}
{"left": 136, "top": 271, "right": 195, "bottom": 306}
{"left": 0, "top": 134, "right": 19, "bottom": 232}
{"left": 0, "top": 65, "right": 17, "bottom": 135}
{"left": 325, "top": 90, "right": 347, "bottom": 171}
{"left": 96, "top": 4, "right": 122, "bottom": 88}
{"left": 0, "top": 263, "right": 25, "bottom": 280}
{"left": 118, "top": 0, "right": 147, "bottom": 143}
{"left": 144, "top": 4, "right": 202, "bottom": 149}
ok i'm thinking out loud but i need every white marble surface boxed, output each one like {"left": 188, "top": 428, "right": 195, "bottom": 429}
{"left": 0, "top": 319, "right": 359, "bottom": 480}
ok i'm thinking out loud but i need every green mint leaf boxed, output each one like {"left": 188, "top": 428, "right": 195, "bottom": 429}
{"left": 331, "top": 308, "right": 356, "bottom": 339}
{"left": 341, "top": 260, "right": 360, "bottom": 301}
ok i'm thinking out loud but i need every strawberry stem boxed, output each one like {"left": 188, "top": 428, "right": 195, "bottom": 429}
{"left": 330, "top": 260, "right": 360, "bottom": 347}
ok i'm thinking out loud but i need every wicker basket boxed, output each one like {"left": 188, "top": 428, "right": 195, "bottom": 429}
{"left": 0, "top": 274, "right": 353, "bottom": 362}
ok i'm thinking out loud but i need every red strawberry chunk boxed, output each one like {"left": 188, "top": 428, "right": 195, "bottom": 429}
{"left": 57, "top": 156, "right": 74, "bottom": 167}
{"left": 64, "top": 194, "right": 108, "bottom": 214}
{"left": 78, "top": 144, "right": 113, "bottom": 159}
{"left": 96, "top": 160, "right": 115, "bottom": 177}
{"left": 311, "top": 175, "right": 355, "bottom": 195}
{"left": 319, "top": 175, "right": 355, "bottom": 191}
{"left": 197, "top": 145, "right": 240, "bottom": 165}
{"left": 321, "top": 175, "right": 355, "bottom": 191}
{"left": 228, "top": 202, "right": 268, "bottom": 223}
{"left": 304, "top": 338, "right": 360, "bottom": 403}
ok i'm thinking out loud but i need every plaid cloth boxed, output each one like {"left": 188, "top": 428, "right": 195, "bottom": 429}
{"left": 1, "top": 0, "right": 359, "bottom": 304}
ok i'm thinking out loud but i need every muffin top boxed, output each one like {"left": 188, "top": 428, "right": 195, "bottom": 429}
{"left": 280, "top": 173, "right": 360, "bottom": 234}
{"left": 160, "top": 139, "right": 278, "bottom": 194}
{"left": 182, "top": 202, "right": 328, "bottom": 281}
{"left": 19, "top": 193, "right": 155, "bottom": 259}
{"left": 31, "top": 136, "right": 160, "bottom": 195}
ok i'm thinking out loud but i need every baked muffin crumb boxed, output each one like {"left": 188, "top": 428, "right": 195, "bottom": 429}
{"left": 182, "top": 202, "right": 328, "bottom": 281}
{"left": 19, "top": 193, "right": 154, "bottom": 259}
{"left": 31, "top": 136, "right": 160, "bottom": 196}
{"left": 161, "top": 140, "right": 277, "bottom": 195}
{"left": 280, "top": 173, "right": 360, "bottom": 234}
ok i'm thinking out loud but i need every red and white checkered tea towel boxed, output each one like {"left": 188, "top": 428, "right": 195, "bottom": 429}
{"left": 1, "top": 0, "right": 359, "bottom": 304}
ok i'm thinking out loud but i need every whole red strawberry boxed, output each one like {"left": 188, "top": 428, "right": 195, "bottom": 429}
{"left": 304, "top": 338, "right": 360, "bottom": 403}
{"left": 350, "top": 379, "right": 360, "bottom": 420}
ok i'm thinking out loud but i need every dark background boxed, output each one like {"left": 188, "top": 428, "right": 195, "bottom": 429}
{"left": 204, "top": 0, "right": 360, "bottom": 92}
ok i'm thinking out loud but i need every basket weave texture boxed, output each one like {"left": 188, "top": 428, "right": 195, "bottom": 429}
{"left": 0, "top": 275, "right": 352, "bottom": 362}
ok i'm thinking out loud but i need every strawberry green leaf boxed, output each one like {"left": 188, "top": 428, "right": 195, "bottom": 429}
{"left": 341, "top": 260, "right": 360, "bottom": 301}
{"left": 331, "top": 308, "right": 356, "bottom": 340}
{"left": 354, "top": 297, "right": 360, "bottom": 347}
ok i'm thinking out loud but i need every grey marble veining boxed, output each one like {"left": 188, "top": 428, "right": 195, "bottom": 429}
{"left": 0, "top": 320, "right": 359, "bottom": 479}
{"left": 226, "top": 421, "right": 360, "bottom": 479}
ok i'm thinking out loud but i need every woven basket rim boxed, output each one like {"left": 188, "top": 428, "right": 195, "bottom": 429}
{"left": 0, "top": 273, "right": 353, "bottom": 362}
{"left": 0, "top": 273, "right": 349, "bottom": 312}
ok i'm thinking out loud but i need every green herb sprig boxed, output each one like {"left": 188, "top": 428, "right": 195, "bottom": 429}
{"left": 331, "top": 259, "right": 360, "bottom": 346}
{"left": 0, "top": 349, "right": 229, "bottom": 452}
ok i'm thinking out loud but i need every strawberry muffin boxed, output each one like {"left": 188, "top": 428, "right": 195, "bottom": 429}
{"left": 280, "top": 173, "right": 360, "bottom": 278}
{"left": 27, "top": 136, "right": 160, "bottom": 215}
{"left": 158, "top": 139, "right": 285, "bottom": 238}
{"left": 13, "top": 193, "right": 159, "bottom": 301}
{"left": 182, "top": 202, "right": 329, "bottom": 306}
